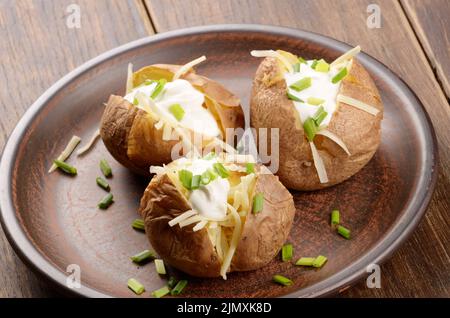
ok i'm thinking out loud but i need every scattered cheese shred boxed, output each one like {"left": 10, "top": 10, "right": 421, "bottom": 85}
{"left": 193, "top": 220, "right": 208, "bottom": 232}
{"left": 250, "top": 50, "right": 294, "bottom": 73}
{"left": 220, "top": 204, "right": 242, "bottom": 279}
{"left": 76, "top": 129, "right": 100, "bottom": 156}
{"left": 126, "top": 63, "right": 133, "bottom": 94}
{"left": 149, "top": 165, "right": 166, "bottom": 175}
{"left": 316, "top": 129, "right": 351, "bottom": 156}
{"left": 48, "top": 135, "right": 81, "bottom": 173}
{"left": 330, "top": 46, "right": 361, "bottom": 67}
{"left": 162, "top": 123, "right": 173, "bottom": 141}
{"left": 179, "top": 215, "right": 203, "bottom": 228}
{"left": 173, "top": 56, "right": 207, "bottom": 80}
{"left": 337, "top": 94, "right": 380, "bottom": 116}
{"left": 154, "top": 120, "right": 164, "bottom": 130}
{"left": 168, "top": 210, "right": 196, "bottom": 227}
{"left": 309, "top": 141, "right": 329, "bottom": 184}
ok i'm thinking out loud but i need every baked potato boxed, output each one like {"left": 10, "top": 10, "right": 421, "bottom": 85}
{"left": 100, "top": 57, "right": 245, "bottom": 175}
{"left": 138, "top": 155, "right": 295, "bottom": 278}
{"left": 250, "top": 47, "right": 383, "bottom": 190}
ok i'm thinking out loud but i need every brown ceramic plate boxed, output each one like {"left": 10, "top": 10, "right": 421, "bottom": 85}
{"left": 0, "top": 25, "right": 438, "bottom": 298}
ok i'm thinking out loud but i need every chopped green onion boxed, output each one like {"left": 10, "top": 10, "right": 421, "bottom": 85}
{"left": 315, "top": 59, "right": 330, "bottom": 72}
{"left": 133, "top": 97, "right": 139, "bottom": 105}
{"left": 96, "top": 177, "right": 110, "bottom": 191}
{"left": 168, "top": 103, "right": 185, "bottom": 121}
{"left": 289, "top": 77, "right": 311, "bottom": 92}
{"left": 298, "top": 57, "right": 307, "bottom": 64}
{"left": 337, "top": 225, "right": 351, "bottom": 239}
{"left": 152, "top": 285, "right": 170, "bottom": 298}
{"left": 293, "top": 63, "right": 300, "bottom": 72}
{"left": 155, "top": 259, "right": 166, "bottom": 275}
{"left": 307, "top": 97, "right": 325, "bottom": 106}
{"left": 170, "top": 280, "right": 188, "bottom": 296}
{"left": 313, "top": 106, "right": 328, "bottom": 126}
{"left": 190, "top": 174, "right": 201, "bottom": 190}
{"left": 98, "top": 193, "right": 114, "bottom": 209}
{"left": 179, "top": 169, "right": 193, "bottom": 190}
{"left": 151, "top": 78, "right": 167, "bottom": 99}
{"left": 295, "top": 257, "right": 316, "bottom": 266}
{"left": 252, "top": 193, "right": 264, "bottom": 214}
{"left": 202, "top": 151, "right": 216, "bottom": 160}
{"left": 310, "top": 59, "right": 318, "bottom": 69}
{"left": 245, "top": 162, "right": 255, "bottom": 174}
{"left": 303, "top": 118, "right": 317, "bottom": 142}
{"left": 130, "top": 250, "right": 155, "bottom": 264}
{"left": 331, "top": 67, "right": 348, "bottom": 84}
{"left": 53, "top": 160, "right": 77, "bottom": 175}
{"left": 128, "top": 278, "right": 145, "bottom": 295}
{"left": 273, "top": 275, "right": 293, "bottom": 286}
{"left": 331, "top": 210, "right": 340, "bottom": 226}
{"left": 213, "top": 163, "right": 229, "bottom": 178}
{"left": 168, "top": 276, "right": 178, "bottom": 289}
{"left": 312, "top": 255, "right": 328, "bottom": 268}
{"left": 287, "top": 91, "right": 304, "bottom": 102}
{"left": 132, "top": 219, "right": 145, "bottom": 231}
{"left": 200, "top": 169, "right": 217, "bottom": 186}
{"left": 281, "top": 244, "right": 293, "bottom": 262}
{"left": 100, "top": 159, "right": 112, "bottom": 178}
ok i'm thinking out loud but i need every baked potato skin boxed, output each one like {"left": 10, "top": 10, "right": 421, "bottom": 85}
{"left": 138, "top": 167, "right": 295, "bottom": 277}
{"left": 250, "top": 57, "right": 383, "bottom": 190}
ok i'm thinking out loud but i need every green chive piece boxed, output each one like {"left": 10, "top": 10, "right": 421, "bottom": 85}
{"left": 307, "top": 97, "right": 325, "bottom": 106}
{"left": 273, "top": 275, "right": 293, "bottom": 286}
{"left": 332, "top": 67, "right": 348, "bottom": 84}
{"left": 131, "top": 249, "right": 155, "bottom": 264}
{"left": 213, "top": 163, "right": 229, "bottom": 178}
{"left": 252, "top": 193, "right": 264, "bottom": 214}
{"left": 287, "top": 91, "right": 304, "bottom": 102}
{"left": 128, "top": 278, "right": 145, "bottom": 295}
{"left": 151, "top": 78, "right": 167, "bottom": 99}
{"left": 312, "top": 255, "right": 328, "bottom": 268}
{"left": 132, "top": 219, "right": 145, "bottom": 231}
{"left": 155, "top": 259, "right": 166, "bottom": 275}
{"left": 168, "top": 276, "right": 178, "bottom": 289}
{"left": 179, "top": 169, "right": 193, "bottom": 190}
{"left": 200, "top": 169, "right": 217, "bottom": 186}
{"left": 190, "top": 174, "right": 201, "bottom": 190}
{"left": 289, "top": 77, "right": 311, "bottom": 92}
{"left": 133, "top": 97, "right": 139, "bottom": 105}
{"left": 53, "top": 160, "right": 77, "bottom": 175}
{"left": 245, "top": 162, "right": 255, "bottom": 174}
{"left": 100, "top": 159, "right": 112, "bottom": 178}
{"left": 337, "top": 225, "right": 351, "bottom": 239}
{"left": 303, "top": 117, "right": 317, "bottom": 142}
{"left": 152, "top": 285, "right": 170, "bottom": 298}
{"left": 315, "top": 59, "right": 330, "bottom": 72}
{"left": 202, "top": 151, "right": 216, "bottom": 160}
{"left": 313, "top": 106, "right": 328, "bottom": 126}
{"left": 170, "top": 280, "right": 188, "bottom": 296}
{"left": 98, "top": 193, "right": 114, "bottom": 209}
{"left": 96, "top": 177, "right": 110, "bottom": 191}
{"left": 310, "top": 59, "right": 318, "bottom": 69}
{"left": 293, "top": 63, "right": 300, "bottom": 72}
{"left": 331, "top": 210, "right": 340, "bottom": 226}
{"left": 281, "top": 244, "right": 293, "bottom": 262}
{"left": 298, "top": 57, "right": 307, "bottom": 64}
{"left": 168, "top": 103, "right": 185, "bottom": 121}
{"left": 295, "top": 257, "right": 316, "bottom": 266}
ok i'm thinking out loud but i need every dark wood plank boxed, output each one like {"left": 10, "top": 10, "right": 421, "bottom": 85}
{"left": 401, "top": 0, "right": 450, "bottom": 98}
{"left": 145, "top": 0, "right": 450, "bottom": 297}
{"left": 0, "top": 0, "right": 153, "bottom": 297}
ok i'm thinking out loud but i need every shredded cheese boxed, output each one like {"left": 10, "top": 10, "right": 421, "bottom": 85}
{"left": 220, "top": 204, "right": 242, "bottom": 279}
{"left": 179, "top": 215, "right": 203, "bottom": 228}
{"left": 309, "top": 141, "right": 329, "bottom": 184}
{"left": 154, "top": 120, "right": 164, "bottom": 130}
{"left": 330, "top": 46, "right": 361, "bottom": 67}
{"left": 316, "top": 129, "right": 351, "bottom": 156}
{"left": 149, "top": 165, "right": 166, "bottom": 175}
{"left": 250, "top": 50, "right": 294, "bottom": 73}
{"left": 168, "top": 210, "right": 196, "bottom": 227}
{"left": 337, "top": 94, "right": 380, "bottom": 116}
{"left": 76, "top": 129, "right": 100, "bottom": 156}
{"left": 126, "top": 63, "right": 133, "bottom": 94}
{"left": 193, "top": 220, "right": 208, "bottom": 232}
{"left": 48, "top": 135, "right": 81, "bottom": 173}
{"left": 173, "top": 56, "right": 207, "bottom": 80}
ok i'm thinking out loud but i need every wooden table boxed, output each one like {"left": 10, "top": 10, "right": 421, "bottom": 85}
{"left": 0, "top": 0, "right": 448, "bottom": 297}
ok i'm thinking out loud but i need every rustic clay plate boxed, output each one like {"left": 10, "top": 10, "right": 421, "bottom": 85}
{"left": 0, "top": 25, "right": 438, "bottom": 298}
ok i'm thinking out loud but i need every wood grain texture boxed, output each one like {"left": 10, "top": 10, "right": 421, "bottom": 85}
{"left": 0, "top": 0, "right": 153, "bottom": 297}
{"left": 145, "top": 0, "right": 450, "bottom": 297}
{"left": 401, "top": 0, "right": 450, "bottom": 98}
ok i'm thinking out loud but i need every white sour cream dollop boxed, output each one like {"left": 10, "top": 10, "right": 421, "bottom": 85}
{"left": 124, "top": 79, "right": 221, "bottom": 138}
{"left": 284, "top": 60, "right": 347, "bottom": 126}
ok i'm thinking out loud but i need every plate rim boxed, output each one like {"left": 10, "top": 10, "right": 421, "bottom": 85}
{"left": 0, "top": 24, "right": 439, "bottom": 298}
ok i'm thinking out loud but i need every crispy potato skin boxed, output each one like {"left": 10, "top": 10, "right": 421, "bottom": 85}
{"left": 139, "top": 169, "right": 295, "bottom": 277}
{"left": 250, "top": 57, "right": 383, "bottom": 190}
{"left": 100, "top": 64, "right": 244, "bottom": 176}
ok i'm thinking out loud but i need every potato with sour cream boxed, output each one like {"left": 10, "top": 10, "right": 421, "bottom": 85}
{"left": 100, "top": 57, "right": 244, "bottom": 175}
{"left": 138, "top": 155, "right": 295, "bottom": 279}
{"left": 250, "top": 47, "right": 383, "bottom": 190}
